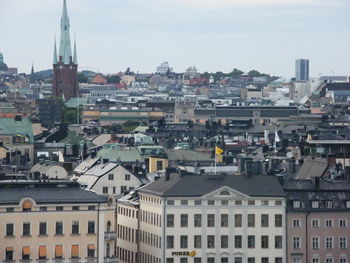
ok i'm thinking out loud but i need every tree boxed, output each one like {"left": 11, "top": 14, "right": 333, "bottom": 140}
{"left": 77, "top": 73, "right": 88, "bottom": 83}
{"left": 213, "top": 71, "right": 225, "bottom": 82}
{"left": 247, "top": 70, "right": 270, "bottom": 78}
{"left": 229, "top": 68, "right": 243, "bottom": 79}
{"left": 106, "top": 75, "right": 121, "bottom": 84}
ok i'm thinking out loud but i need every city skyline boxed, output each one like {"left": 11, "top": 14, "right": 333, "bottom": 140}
{"left": 1, "top": 0, "right": 349, "bottom": 77}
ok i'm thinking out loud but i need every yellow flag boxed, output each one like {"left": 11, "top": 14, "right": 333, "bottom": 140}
{"left": 215, "top": 146, "right": 224, "bottom": 155}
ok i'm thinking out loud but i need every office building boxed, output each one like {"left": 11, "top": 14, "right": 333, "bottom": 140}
{"left": 295, "top": 59, "right": 309, "bottom": 81}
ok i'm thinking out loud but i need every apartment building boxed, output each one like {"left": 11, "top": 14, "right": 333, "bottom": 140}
{"left": 116, "top": 171, "right": 287, "bottom": 263}
{"left": 0, "top": 180, "right": 117, "bottom": 263}
{"left": 284, "top": 178, "right": 350, "bottom": 263}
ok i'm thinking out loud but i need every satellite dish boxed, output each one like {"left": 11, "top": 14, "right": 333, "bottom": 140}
{"left": 287, "top": 152, "right": 293, "bottom": 159}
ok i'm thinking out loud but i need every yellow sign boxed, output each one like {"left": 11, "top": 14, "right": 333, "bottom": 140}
{"left": 172, "top": 251, "right": 197, "bottom": 257}
{"left": 215, "top": 146, "right": 224, "bottom": 155}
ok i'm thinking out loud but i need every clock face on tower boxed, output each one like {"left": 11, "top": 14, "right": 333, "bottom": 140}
{"left": 59, "top": 65, "right": 63, "bottom": 70}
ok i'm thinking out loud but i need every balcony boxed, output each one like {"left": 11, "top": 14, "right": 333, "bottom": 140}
{"left": 104, "top": 231, "right": 117, "bottom": 240}
{"left": 104, "top": 257, "right": 118, "bottom": 263}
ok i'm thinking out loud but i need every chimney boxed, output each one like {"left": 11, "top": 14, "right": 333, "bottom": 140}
{"left": 165, "top": 167, "right": 171, "bottom": 181}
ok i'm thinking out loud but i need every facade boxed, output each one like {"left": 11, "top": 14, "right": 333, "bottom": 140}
{"left": 52, "top": 0, "right": 78, "bottom": 100}
{"left": 0, "top": 180, "right": 117, "bottom": 263}
{"left": 37, "top": 98, "right": 63, "bottom": 128}
{"left": 284, "top": 179, "right": 350, "bottom": 263}
{"left": 116, "top": 171, "right": 287, "bottom": 263}
{"left": 295, "top": 59, "right": 309, "bottom": 81}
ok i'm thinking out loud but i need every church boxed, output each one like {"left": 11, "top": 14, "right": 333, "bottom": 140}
{"left": 52, "top": 0, "right": 78, "bottom": 101}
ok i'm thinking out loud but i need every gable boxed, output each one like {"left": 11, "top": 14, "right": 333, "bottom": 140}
{"left": 202, "top": 186, "right": 250, "bottom": 199}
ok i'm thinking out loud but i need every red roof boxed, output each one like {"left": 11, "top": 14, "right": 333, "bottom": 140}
{"left": 91, "top": 74, "right": 107, "bottom": 84}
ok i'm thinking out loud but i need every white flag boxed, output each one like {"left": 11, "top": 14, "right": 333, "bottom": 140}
{"left": 264, "top": 129, "right": 270, "bottom": 144}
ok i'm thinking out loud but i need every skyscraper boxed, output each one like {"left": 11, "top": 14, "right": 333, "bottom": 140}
{"left": 295, "top": 59, "right": 309, "bottom": 81}
{"left": 52, "top": 0, "right": 78, "bottom": 100}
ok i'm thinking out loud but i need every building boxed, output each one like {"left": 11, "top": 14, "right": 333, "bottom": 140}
{"left": 0, "top": 180, "right": 117, "bottom": 263}
{"left": 284, "top": 178, "right": 350, "bottom": 263}
{"left": 30, "top": 160, "right": 68, "bottom": 179}
{"left": 295, "top": 59, "right": 309, "bottom": 81}
{"left": 77, "top": 162, "right": 148, "bottom": 195}
{"left": 37, "top": 98, "right": 63, "bottom": 128}
{"left": 157, "top": 62, "right": 173, "bottom": 75}
{"left": 52, "top": 0, "right": 78, "bottom": 100}
{"left": 116, "top": 171, "right": 287, "bottom": 263}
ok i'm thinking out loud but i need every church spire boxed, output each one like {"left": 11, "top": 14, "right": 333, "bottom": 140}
{"left": 58, "top": 0, "right": 72, "bottom": 64}
{"left": 53, "top": 39, "right": 58, "bottom": 64}
{"left": 73, "top": 39, "right": 77, "bottom": 65}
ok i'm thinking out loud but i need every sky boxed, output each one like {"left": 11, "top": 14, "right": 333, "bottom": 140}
{"left": 0, "top": 0, "right": 349, "bottom": 78}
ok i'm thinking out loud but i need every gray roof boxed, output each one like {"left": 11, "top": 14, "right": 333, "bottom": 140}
{"left": 0, "top": 181, "right": 107, "bottom": 205}
{"left": 140, "top": 173, "right": 285, "bottom": 197}
{"left": 294, "top": 159, "right": 328, "bottom": 179}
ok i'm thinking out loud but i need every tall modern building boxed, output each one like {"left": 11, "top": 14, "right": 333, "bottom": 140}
{"left": 52, "top": 0, "right": 78, "bottom": 100}
{"left": 295, "top": 59, "right": 309, "bottom": 81}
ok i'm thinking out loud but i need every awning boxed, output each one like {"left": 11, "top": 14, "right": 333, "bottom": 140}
{"left": 88, "top": 244, "right": 96, "bottom": 250}
{"left": 55, "top": 245, "right": 63, "bottom": 257}
{"left": 71, "top": 245, "right": 79, "bottom": 258}
{"left": 22, "top": 246, "right": 30, "bottom": 255}
{"left": 39, "top": 246, "right": 47, "bottom": 258}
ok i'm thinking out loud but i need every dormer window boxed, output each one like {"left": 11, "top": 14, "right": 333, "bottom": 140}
{"left": 311, "top": 201, "right": 319, "bottom": 209}
{"left": 293, "top": 201, "right": 301, "bottom": 208}
{"left": 22, "top": 200, "right": 33, "bottom": 212}
{"left": 325, "top": 201, "right": 333, "bottom": 208}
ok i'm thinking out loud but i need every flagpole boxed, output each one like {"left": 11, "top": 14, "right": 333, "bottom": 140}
{"left": 215, "top": 150, "right": 217, "bottom": 175}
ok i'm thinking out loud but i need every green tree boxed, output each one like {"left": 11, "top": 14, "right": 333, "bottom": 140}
{"left": 63, "top": 107, "right": 81, "bottom": 125}
{"left": 106, "top": 74, "right": 121, "bottom": 84}
{"left": 229, "top": 68, "right": 243, "bottom": 79}
{"left": 213, "top": 71, "right": 225, "bottom": 81}
{"left": 77, "top": 73, "right": 88, "bottom": 83}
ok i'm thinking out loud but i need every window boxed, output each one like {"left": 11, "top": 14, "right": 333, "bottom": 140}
{"left": 194, "top": 214, "right": 202, "bottom": 227}
{"left": 157, "top": 160, "right": 163, "bottom": 171}
{"left": 275, "top": 258, "right": 282, "bottom": 263}
{"left": 235, "top": 258, "right": 242, "bottom": 263}
{"left": 293, "top": 219, "right": 300, "bottom": 227}
{"left": 347, "top": 201, "right": 350, "bottom": 208}
{"left": 166, "top": 236, "right": 174, "bottom": 248}
{"left": 22, "top": 246, "right": 30, "bottom": 260}
{"left": 262, "top": 258, "right": 269, "bottom": 263}
{"left": 235, "top": 214, "right": 242, "bottom": 227}
{"left": 235, "top": 200, "right": 242, "bottom": 205}
{"left": 39, "top": 246, "right": 47, "bottom": 259}
{"left": 248, "top": 200, "right": 255, "bottom": 205}
{"left": 194, "top": 200, "right": 201, "bottom": 205}
{"left": 181, "top": 200, "right": 188, "bottom": 205}
{"left": 311, "top": 219, "right": 319, "bottom": 228}
{"left": 39, "top": 222, "right": 47, "bottom": 235}
{"left": 167, "top": 200, "right": 174, "bottom": 205}
{"left": 339, "top": 219, "right": 347, "bottom": 228}
{"left": 125, "top": 174, "right": 130, "bottom": 181}
{"left": 167, "top": 214, "right": 174, "bottom": 227}
{"left": 194, "top": 258, "right": 201, "bottom": 263}
{"left": 275, "top": 200, "right": 282, "bottom": 205}
{"left": 56, "top": 221, "right": 63, "bottom": 235}
{"left": 312, "top": 201, "right": 319, "bottom": 208}
{"left": 88, "top": 221, "right": 95, "bottom": 234}
{"left": 293, "top": 237, "right": 300, "bottom": 249}
{"left": 72, "top": 221, "right": 79, "bottom": 234}
{"left": 56, "top": 206, "right": 63, "bottom": 211}
{"left": 312, "top": 258, "right": 319, "bottom": 263}
{"left": 275, "top": 214, "right": 282, "bottom": 227}
{"left": 108, "top": 174, "right": 114, "bottom": 180}
{"left": 22, "top": 201, "right": 32, "bottom": 212}
{"left": 166, "top": 259, "right": 174, "bottom": 263}
{"left": 180, "top": 258, "right": 188, "bottom": 263}
{"left": 340, "top": 259, "right": 347, "bottom": 263}
{"left": 312, "top": 237, "right": 319, "bottom": 249}
{"left": 180, "top": 235, "right": 188, "bottom": 248}
{"left": 248, "top": 258, "right": 255, "bottom": 263}
{"left": 293, "top": 201, "right": 301, "bottom": 208}
{"left": 325, "top": 201, "right": 333, "bottom": 208}
{"left": 87, "top": 245, "right": 95, "bottom": 258}
{"left": 88, "top": 206, "right": 95, "bottom": 211}
{"left": 261, "top": 214, "right": 269, "bottom": 227}
{"left": 325, "top": 237, "right": 333, "bottom": 249}
{"left": 275, "top": 236, "right": 282, "bottom": 249}
{"left": 72, "top": 206, "right": 79, "bottom": 211}
{"left": 71, "top": 244, "right": 79, "bottom": 258}
{"left": 6, "top": 223, "right": 14, "bottom": 236}
{"left": 325, "top": 219, "right": 333, "bottom": 228}
{"left": 248, "top": 214, "right": 255, "bottom": 227}
{"left": 194, "top": 235, "right": 202, "bottom": 248}
{"left": 208, "top": 258, "right": 215, "bottom": 263}
{"left": 293, "top": 258, "right": 302, "bottom": 263}
{"left": 5, "top": 248, "right": 13, "bottom": 261}
{"left": 248, "top": 236, "right": 255, "bottom": 248}
{"left": 326, "top": 259, "right": 333, "bottom": 263}
{"left": 262, "top": 200, "right": 269, "bottom": 206}
{"left": 208, "top": 200, "right": 215, "bottom": 205}
{"left": 235, "top": 235, "right": 242, "bottom": 248}
{"left": 221, "top": 235, "right": 228, "bottom": 248}
{"left": 340, "top": 237, "right": 347, "bottom": 249}
{"left": 221, "top": 214, "right": 228, "bottom": 227}
{"left": 222, "top": 258, "right": 228, "bottom": 263}
{"left": 6, "top": 207, "right": 14, "bottom": 212}
{"left": 208, "top": 214, "right": 215, "bottom": 227}
{"left": 207, "top": 235, "right": 215, "bottom": 248}
{"left": 39, "top": 207, "right": 47, "bottom": 212}
{"left": 102, "top": 187, "right": 108, "bottom": 194}
{"left": 181, "top": 214, "right": 188, "bottom": 227}
{"left": 23, "top": 222, "right": 30, "bottom": 236}
{"left": 261, "top": 236, "right": 269, "bottom": 248}
{"left": 120, "top": 186, "right": 127, "bottom": 193}
{"left": 113, "top": 187, "right": 116, "bottom": 194}
{"left": 221, "top": 200, "right": 228, "bottom": 206}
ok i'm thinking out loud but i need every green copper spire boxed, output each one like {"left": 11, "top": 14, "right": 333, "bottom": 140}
{"left": 58, "top": 0, "right": 72, "bottom": 64}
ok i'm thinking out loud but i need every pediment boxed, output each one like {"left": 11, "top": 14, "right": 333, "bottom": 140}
{"left": 202, "top": 186, "right": 249, "bottom": 199}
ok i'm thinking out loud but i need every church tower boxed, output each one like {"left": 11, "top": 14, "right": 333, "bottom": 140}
{"left": 52, "top": 0, "right": 78, "bottom": 100}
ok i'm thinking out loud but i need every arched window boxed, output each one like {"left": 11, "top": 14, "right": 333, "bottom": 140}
{"left": 22, "top": 200, "right": 32, "bottom": 212}
{"left": 107, "top": 221, "right": 111, "bottom": 233}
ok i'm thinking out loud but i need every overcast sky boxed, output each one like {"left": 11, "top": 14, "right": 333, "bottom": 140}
{"left": 1, "top": 0, "right": 349, "bottom": 77}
